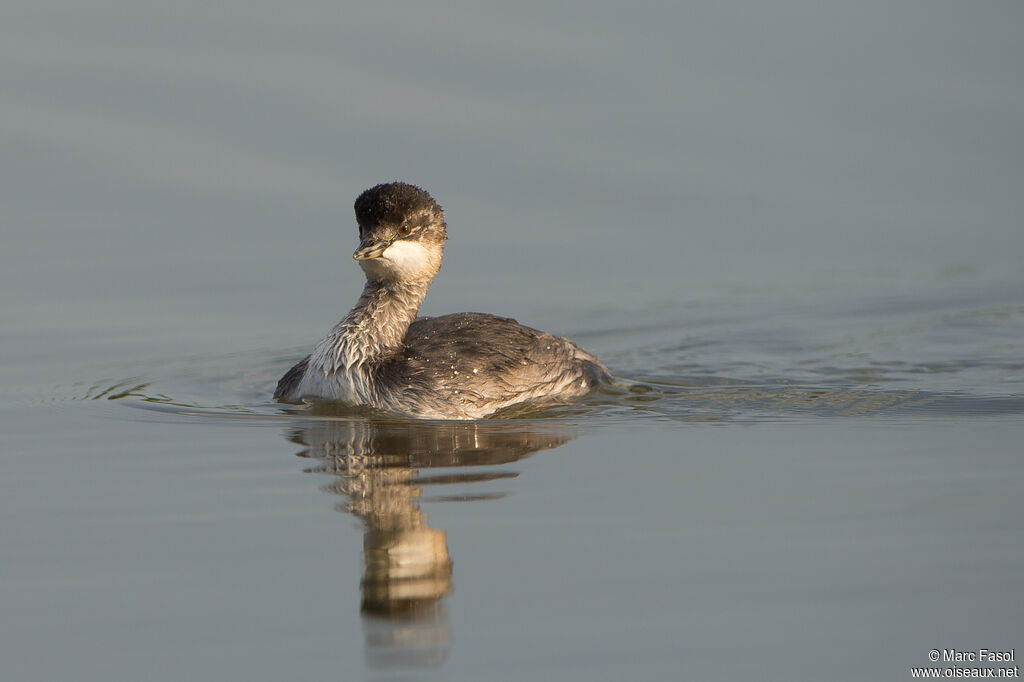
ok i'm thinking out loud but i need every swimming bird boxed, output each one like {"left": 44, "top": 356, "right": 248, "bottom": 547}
{"left": 275, "top": 182, "right": 606, "bottom": 419}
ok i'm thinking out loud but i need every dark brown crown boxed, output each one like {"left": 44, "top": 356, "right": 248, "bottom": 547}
{"left": 354, "top": 182, "right": 443, "bottom": 228}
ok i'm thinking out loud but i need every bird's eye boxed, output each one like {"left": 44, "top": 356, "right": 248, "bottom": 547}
{"left": 399, "top": 225, "right": 411, "bottom": 235}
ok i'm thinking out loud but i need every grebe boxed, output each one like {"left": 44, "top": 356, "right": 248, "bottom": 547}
{"left": 275, "top": 182, "right": 606, "bottom": 419}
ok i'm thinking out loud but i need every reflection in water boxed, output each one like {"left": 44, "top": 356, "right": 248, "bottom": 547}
{"left": 285, "top": 419, "right": 575, "bottom": 669}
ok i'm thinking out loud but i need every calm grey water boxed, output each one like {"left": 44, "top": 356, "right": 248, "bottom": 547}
{"left": 2, "top": 2, "right": 1022, "bottom": 681}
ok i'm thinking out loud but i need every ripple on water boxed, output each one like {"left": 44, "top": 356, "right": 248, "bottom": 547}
{"left": 53, "top": 293, "right": 1024, "bottom": 424}
{"left": 65, "top": 350, "right": 1024, "bottom": 426}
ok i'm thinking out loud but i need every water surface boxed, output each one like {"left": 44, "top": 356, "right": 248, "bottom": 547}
{"left": 2, "top": 2, "right": 1022, "bottom": 681}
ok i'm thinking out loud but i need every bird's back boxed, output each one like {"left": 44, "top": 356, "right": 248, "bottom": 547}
{"left": 376, "top": 312, "right": 606, "bottom": 418}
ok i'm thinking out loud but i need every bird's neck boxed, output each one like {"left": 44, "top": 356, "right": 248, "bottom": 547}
{"left": 317, "top": 279, "right": 430, "bottom": 374}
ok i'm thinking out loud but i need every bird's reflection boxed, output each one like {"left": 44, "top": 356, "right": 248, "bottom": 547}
{"left": 286, "top": 418, "right": 576, "bottom": 669}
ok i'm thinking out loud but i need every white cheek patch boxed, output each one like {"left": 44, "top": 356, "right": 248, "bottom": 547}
{"left": 382, "top": 240, "right": 433, "bottom": 277}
